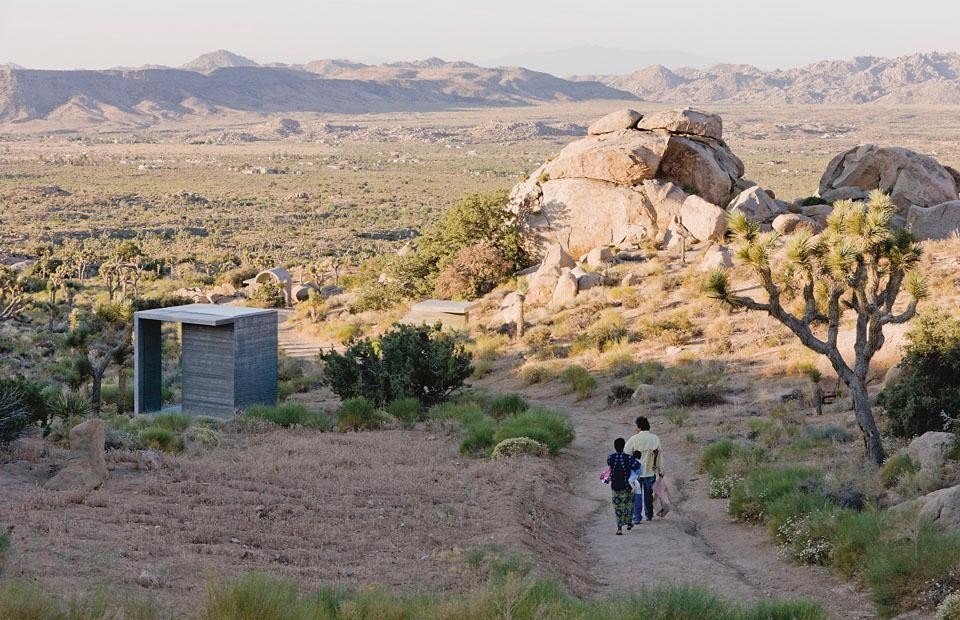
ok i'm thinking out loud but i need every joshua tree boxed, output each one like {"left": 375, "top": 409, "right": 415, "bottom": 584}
{"left": 0, "top": 267, "right": 28, "bottom": 321}
{"left": 65, "top": 302, "right": 134, "bottom": 414}
{"left": 706, "top": 191, "right": 926, "bottom": 466}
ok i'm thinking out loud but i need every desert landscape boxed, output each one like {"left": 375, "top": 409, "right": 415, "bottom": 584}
{"left": 4, "top": 11, "right": 960, "bottom": 618}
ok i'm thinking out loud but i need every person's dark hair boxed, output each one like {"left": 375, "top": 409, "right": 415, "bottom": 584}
{"left": 635, "top": 416, "right": 650, "bottom": 431}
{"left": 614, "top": 437, "right": 625, "bottom": 452}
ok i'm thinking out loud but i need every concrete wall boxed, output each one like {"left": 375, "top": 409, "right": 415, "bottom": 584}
{"left": 233, "top": 313, "right": 278, "bottom": 409}
{"left": 181, "top": 323, "right": 236, "bottom": 416}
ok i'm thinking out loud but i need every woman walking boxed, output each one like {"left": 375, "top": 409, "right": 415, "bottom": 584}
{"left": 607, "top": 437, "right": 641, "bottom": 535}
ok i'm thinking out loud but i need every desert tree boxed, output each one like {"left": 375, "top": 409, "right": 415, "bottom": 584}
{"left": 706, "top": 191, "right": 926, "bottom": 466}
{"left": 65, "top": 302, "right": 134, "bottom": 414}
{"left": 0, "top": 267, "right": 28, "bottom": 321}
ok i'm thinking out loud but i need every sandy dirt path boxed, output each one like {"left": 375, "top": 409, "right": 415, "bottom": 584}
{"left": 530, "top": 394, "right": 874, "bottom": 619}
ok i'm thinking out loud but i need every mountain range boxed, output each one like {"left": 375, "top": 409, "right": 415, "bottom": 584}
{"left": 0, "top": 51, "right": 632, "bottom": 130}
{"left": 583, "top": 52, "right": 960, "bottom": 104}
{"left": 489, "top": 45, "right": 721, "bottom": 77}
{"left": 3, "top": 50, "right": 960, "bottom": 132}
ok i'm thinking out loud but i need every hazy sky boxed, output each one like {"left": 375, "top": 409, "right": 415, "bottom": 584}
{"left": 1, "top": 0, "right": 956, "bottom": 70}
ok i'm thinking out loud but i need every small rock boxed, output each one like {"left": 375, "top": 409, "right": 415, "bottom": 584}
{"left": 620, "top": 272, "right": 642, "bottom": 287}
{"left": 585, "top": 246, "right": 614, "bottom": 268}
{"left": 137, "top": 569, "right": 160, "bottom": 589}
{"left": 230, "top": 537, "right": 241, "bottom": 544}
{"left": 772, "top": 213, "right": 822, "bottom": 235}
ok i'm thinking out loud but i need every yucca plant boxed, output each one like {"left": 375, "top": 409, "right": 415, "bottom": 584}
{"left": 706, "top": 190, "right": 925, "bottom": 466}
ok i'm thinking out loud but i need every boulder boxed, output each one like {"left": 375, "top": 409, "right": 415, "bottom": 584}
{"left": 319, "top": 284, "right": 345, "bottom": 299}
{"left": 539, "top": 243, "right": 576, "bottom": 272}
{"left": 699, "top": 244, "right": 734, "bottom": 272}
{"left": 577, "top": 272, "right": 603, "bottom": 290}
{"left": 620, "top": 272, "right": 642, "bottom": 287}
{"left": 883, "top": 363, "right": 903, "bottom": 386}
{"left": 588, "top": 109, "right": 642, "bottom": 135}
{"left": 772, "top": 213, "right": 822, "bottom": 235}
{"left": 508, "top": 171, "right": 544, "bottom": 212}
{"left": 906, "top": 201, "right": 960, "bottom": 240}
{"left": 44, "top": 419, "right": 108, "bottom": 492}
{"left": 802, "top": 204, "right": 834, "bottom": 227}
{"left": 679, "top": 195, "right": 727, "bottom": 242}
{"left": 819, "top": 145, "right": 959, "bottom": 213}
{"left": 497, "top": 292, "right": 524, "bottom": 325}
{"left": 526, "top": 269, "right": 559, "bottom": 306}
{"left": 915, "top": 485, "right": 960, "bottom": 531}
{"left": 636, "top": 108, "right": 723, "bottom": 140}
{"left": 538, "top": 179, "right": 655, "bottom": 251}
{"left": 551, "top": 272, "right": 579, "bottom": 306}
{"left": 642, "top": 179, "right": 689, "bottom": 243}
{"left": 586, "top": 246, "right": 614, "bottom": 268}
{"left": 543, "top": 129, "right": 670, "bottom": 186}
{"left": 728, "top": 186, "right": 787, "bottom": 223}
{"left": 906, "top": 431, "right": 956, "bottom": 475}
{"left": 821, "top": 186, "right": 868, "bottom": 204}
{"left": 658, "top": 136, "right": 739, "bottom": 206}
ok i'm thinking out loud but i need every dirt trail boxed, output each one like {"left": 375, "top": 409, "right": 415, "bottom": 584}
{"left": 530, "top": 395, "right": 873, "bottom": 619}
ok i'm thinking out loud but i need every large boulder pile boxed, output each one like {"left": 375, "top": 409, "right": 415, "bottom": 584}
{"left": 815, "top": 144, "right": 960, "bottom": 239}
{"left": 511, "top": 108, "right": 746, "bottom": 252}
{"left": 819, "top": 145, "right": 959, "bottom": 213}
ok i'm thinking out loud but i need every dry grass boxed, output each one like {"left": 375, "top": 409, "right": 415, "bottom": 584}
{"left": 0, "top": 429, "right": 573, "bottom": 614}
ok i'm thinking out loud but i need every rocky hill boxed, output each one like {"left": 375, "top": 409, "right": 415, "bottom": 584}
{"left": 180, "top": 49, "right": 259, "bottom": 73}
{"left": 0, "top": 55, "right": 634, "bottom": 131}
{"left": 582, "top": 52, "right": 960, "bottom": 104}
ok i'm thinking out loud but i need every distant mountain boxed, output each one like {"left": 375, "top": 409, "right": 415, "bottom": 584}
{"left": 587, "top": 51, "right": 960, "bottom": 104}
{"left": 0, "top": 56, "right": 635, "bottom": 130}
{"left": 1, "top": 63, "right": 25, "bottom": 70}
{"left": 491, "top": 45, "right": 721, "bottom": 77}
{"left": 181, "top": 50, "right": 259, "bottom": 73}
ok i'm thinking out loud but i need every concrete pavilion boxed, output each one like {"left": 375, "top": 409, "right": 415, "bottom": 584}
{"left": 133, "top": 304, "right": 278, "bottom": 417}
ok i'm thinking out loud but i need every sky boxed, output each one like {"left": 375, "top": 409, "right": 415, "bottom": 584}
{"left": 1, "top": 0, "right": 957, "bottom": 71}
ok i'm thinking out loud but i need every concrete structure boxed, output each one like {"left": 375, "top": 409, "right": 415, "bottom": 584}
{"left": 401, "top": 300, "right": 476, "bottom": 330}
{"left": 134, "top": 304, "right": 278, "bottom": 417}
{"left": 243, "top": 267, "right": 293, "bottom": 306}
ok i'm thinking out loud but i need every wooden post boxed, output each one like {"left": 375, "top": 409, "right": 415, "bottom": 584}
{"left": 515, "top": 293, "right": 525, "bottom": 341}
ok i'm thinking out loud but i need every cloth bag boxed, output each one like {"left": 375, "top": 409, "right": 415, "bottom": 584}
{"left": 652, "top": 476, "right": 672, "bottom": 517}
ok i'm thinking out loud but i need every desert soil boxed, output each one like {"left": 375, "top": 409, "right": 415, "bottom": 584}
{"left": 478, "top": 363, "right": 876, "bottom": 619}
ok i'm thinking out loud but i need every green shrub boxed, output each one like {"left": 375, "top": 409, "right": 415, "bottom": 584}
{"left": 516, "top": 363, "right": 560, "bottom": 385}
{"left": 673, "top": 382, "right": 724, "bottom": 407}
{"left": 48, "top": 389, "right": 91, "bottom": 422}
{"left": 728, "top": 466, "right": 823, "bottom": 522}
{"left": 0, "top": 581, "right": 65, "bottom": 620}
{"left": 245, "top": 403, "right": 331, "bottom": 429}
{"left": 460, "top": 417, "right": 496, "bottom": 456}
{"left": 864, "top": 523, "right": 960, "bottom": 617}
{"left": 765, "top": 491, "right": 835, "bottom": 542}
{"left": 386, "top": 397, "right": 421, "bottom": 429}
{"left": 879, "top": 453, "right": 920, "bottom": 488}
{"left": 607, "top": 384, "right": 634, "bottom": 407}
{"left": 203, "top": 573, "right": 303, "bottom": 620}
{"left": 485, "top": 393, "right": 528, "bottom": 420}
{"left": 248, "top": 281, "right": 286, "bottom": 308}
{"left": 493, "top": 409, "right": 575, "bottom": 455}
{"left": 560, "top": 365, "right": 597, "bottom": 400}
{"left": 490, "top": 437, "right": 549, "bottom": 459}
{"left": 152, "top": 411, "right": 192, "bottom": 432}
{"left": 335, "top": 397, "right": 382, "bottom": 431}
{"left": 877, "top": 311, "right": 960, "bottom": 438}
{"left": 588, "top": 311, "right": 629, "bottom": 351}
{"left": 827, "top": 509, "right": 884, "bottom": 579}
{"left": 626, "top": 361, "right": 665, "bottom": 385}
{"left": 140, "top": 427, "right": 182, "bottom": 453}
{"left": 185, "top": 425, "right": 222, "bottom": 448}
{"left": 320, "top": 323, "right": 472, "bottom": 407}
{"left": 699, "top": 439, "right": 737, "bottom": 477}
{"left": 802, "top": 424, "right": 853, "bottom": 443}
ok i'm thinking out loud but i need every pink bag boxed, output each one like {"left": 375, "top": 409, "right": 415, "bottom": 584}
{"left": 600, "top": 467, "right": 611, "bottom": 484}
{"left": 653, "top": 476, "right": 671, "bottom": 517}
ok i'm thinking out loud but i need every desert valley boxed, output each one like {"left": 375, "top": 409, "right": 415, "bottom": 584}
{"left": 3, "top": 35, "right": 960, "bottom": 619}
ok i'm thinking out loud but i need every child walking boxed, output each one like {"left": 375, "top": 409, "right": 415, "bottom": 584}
{"left": 607, "top": 437, "right": 641, "bottom": 535}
